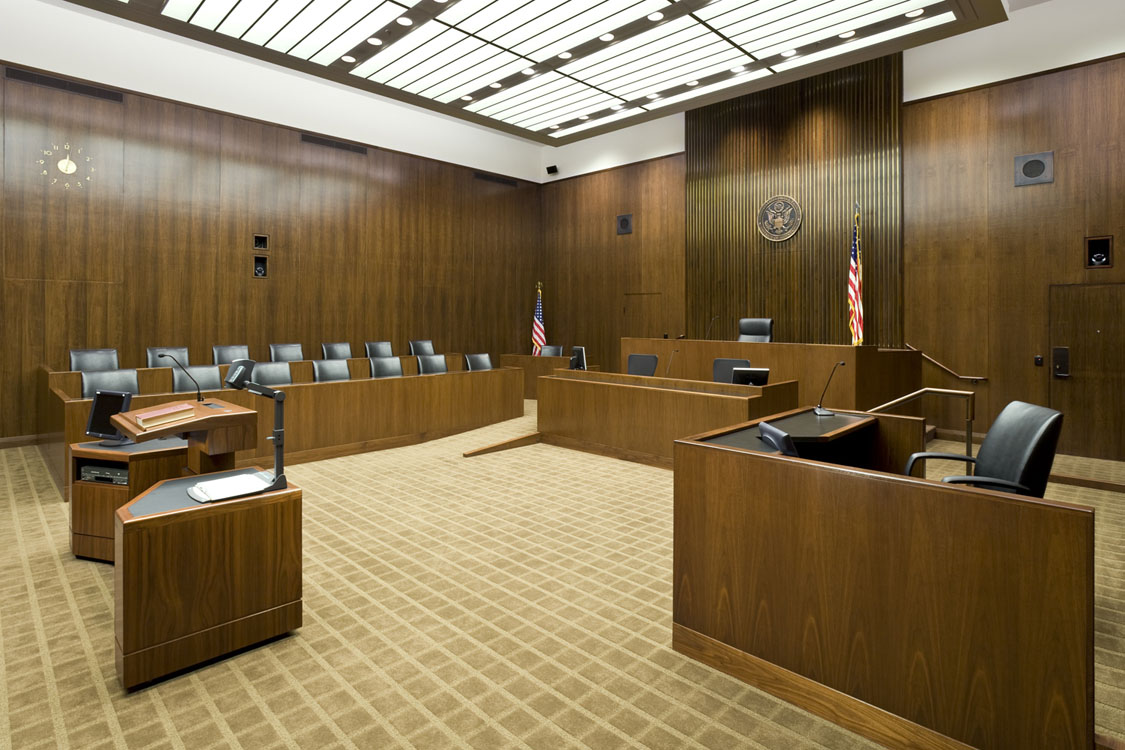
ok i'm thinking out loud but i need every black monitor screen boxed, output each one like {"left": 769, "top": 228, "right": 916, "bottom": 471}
{"left": 86, "top": 390, "right": 133, "bottom": 441}
{"left": 570, "top": 346, "right": 587, "bottom": 371}
{"left": 732, "top": 367, "right": 770, "bottom": 386}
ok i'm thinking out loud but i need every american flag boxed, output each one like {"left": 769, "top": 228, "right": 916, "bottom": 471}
{"left": 531, "top": 286, "right": 546, "bottom": 355}
{"left": 847, "top": 205, "right": 864, "bottom": 346}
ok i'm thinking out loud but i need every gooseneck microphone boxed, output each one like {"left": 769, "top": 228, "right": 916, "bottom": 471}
{"left": 813, "top": 361, "right": 846, "bottom": 417}
{"left": 158, "top": 352, "right": 203, "bottom": 402}
{"left": 664, "top": 349, "right": 680, "bottom": 377}
{"left": 703, "top": 315, "right": 721, "bottom": 340}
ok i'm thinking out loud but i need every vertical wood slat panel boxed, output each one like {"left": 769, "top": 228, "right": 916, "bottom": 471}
{"left": 685, "top": 56, "right": 903, "bottom": 347}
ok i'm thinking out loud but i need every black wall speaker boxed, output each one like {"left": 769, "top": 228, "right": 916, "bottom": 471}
{"left": 546, "top": 165, "right": 558, "bottom": 175}
{"left": 1086, "top": 235, "right": 1113, "bottom": 268}
{"left": 617, "top": 214, "right": 633, "bottom": 235}
{"left": 1014, "top": 151, "right": 1054, "bottom": 186}
{"left": 253, "top": 255, "right": 268, "bottom": 278}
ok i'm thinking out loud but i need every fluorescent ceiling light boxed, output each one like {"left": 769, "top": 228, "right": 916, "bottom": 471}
{"left": 191, "top": 0, "right": 240, "bottom": 31}
{"left": 266, "top": 0, "right": 352, "bottom": 52}
{"left": 548, "top": 106, "right": 643, "bottom": 137}
{"left": 772, "top": 10, "right": 954, "bottom": 71}
{"left": 368, "top": 25, "right": 463, "bottom": 84}
{"left": 163, "top": 0, "right": 205, "bottom": 22}
{"left": 646, "top": 67, "right": 772, "bottom": 108}
{"left": 242, "top": 0, "right": 312, "bottom": 46}
{"left": 306, "top": 2, "right": 400, "bottom": 64}
{"left": 387, "top": 36, "right": 486, "bottom": 88}
{"left": 350, "top": 19, "right": 446, "bottom": 77}
{"left": 215, "top": 0, "right": 275, "bottom": 37}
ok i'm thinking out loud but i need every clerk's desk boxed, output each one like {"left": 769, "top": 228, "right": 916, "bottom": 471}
{"left": 674, "top": 408, "right": 1094, "bottom": 750}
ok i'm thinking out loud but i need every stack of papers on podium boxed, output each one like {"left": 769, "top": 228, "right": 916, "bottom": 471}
{"left": 187, "top": 473, "right": 271, "bottom": 503}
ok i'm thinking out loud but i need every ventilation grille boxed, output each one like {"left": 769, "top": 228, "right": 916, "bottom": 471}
{"left": 300, "top": 133, "right": 368, "bottom": 154}
{"left": 5, "top": 67, "right": 124, "bottom": 103}
{"left": 473, "top": 171, "right": 518, "bottom": 187}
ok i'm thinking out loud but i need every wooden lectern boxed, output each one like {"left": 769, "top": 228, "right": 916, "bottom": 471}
{"left": 111, "top": 398, "right": 257, "bottom": 474}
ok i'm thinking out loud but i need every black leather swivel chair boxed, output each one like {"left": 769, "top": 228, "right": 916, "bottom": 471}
{"left": 370, "top": 357, "right": 403, "bottom": 379}
{"left": 269, "top": 343, "right": 304, "bottom": 362}
{"left": 313, "top": 359, "right": 350, "bottom": 382}
{"left": 465, "top": 353, "right": 492, "bottom": 371}
{"left": 321, "top": 342, "right": 352, "bottom": 360}
{"left": 540, "top": 345, "right": 564, "bottom": 356}
{"left": 904, "top": 401, "right": 1063, "bottom": 498}
{"left": 627, "top": 353, "right": 659, "bottom": 377}
{"left": 737, "top": 318, "right": 774, "bottom": 342}
{"left": 369, "top": 357, "right": 405, "bottom": 377}
{"left": 713, "top": 358, "right": 751, "bottom": 384}
{"left": 417, "top": 354, "right": 447, "bottom": 374}
{"left": 213, "top": 345, "right": 249, "bottom": 365}
{"left": 252, "top": 361, "right": 292, "bottom": 386}
{"left": 409, "top": 340, "right": 435, "bottom": 356}
{"left": 70, "top": 348, "right": 119, "bottom": 372}
{"left": 173, "top": 365, "right": 221, "bottom": 393}
{"left": 81, "top": 369, "right": 140, "bottom": 399}
{"left": 365, "top": 341, "right": 393, "bottom": 358}
{"left": 147, "top": 346, "right": 189, "bottom": 368}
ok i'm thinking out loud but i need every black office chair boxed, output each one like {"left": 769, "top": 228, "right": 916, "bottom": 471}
{"left": 252, "top": 361, "right": 292, "bottom": 386}
{"left": 904, "top": 401, "right": 1064, "bottom": 498}
{"left": 417, "top": 354, "right": 447, "bottom": 374}
{"left": 313, "top": 359, "right": 350, "bottom": 382}
{"left": 213, "top": 345, "right": 249, "bottom": 365}
{"left": 70, "top": 348, "right": 119, "bottom": 372}
{"left": 737, "top": 318, "right": 774, "bottom": 342}
{"left": 540, "top": 345, "right": 564, "bottom": 356}
{"left": 322, "top": 342, "right": 353, "bottom": 360}
{"left": 147, "top": 346, "right": 189, "bottom": 368}
{"left": 365, "top": 341, "right": 393, "bottom": 358}
{"left": 627, "top": 353, "right": 659, "bottom": 377}
{"left": 370, "top": 357, "right": 403, "bottom": 378}
{"left": 409, "top": 340, "right": 435, "bottom": 356}
{"left": 81, "top": 369, "right": 139, "bottom": 399}
{"left": 173, "top": 365, "right": 221, "bottom": 393}
{"left": 269, "top": 343, "right": 304, "bottom": 362}
{"left": 465, "top": 353, "right": 492, "bottom": 371}
{"left": 713, "top": 357, "right": 751, "bottom": 384}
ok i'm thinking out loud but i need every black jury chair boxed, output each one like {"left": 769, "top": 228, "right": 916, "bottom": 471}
{"left": 252, "top": 362, "right": 292, "bottom": 386}
{"left": 213, "top": 345, "right": 249, "bottom": 365}
{"left": 465, "top": 353, "right": 492, "bottom": 371}
{"left": 417, "top": 354, "right": 447, "bottom": 374}
{"left": 904, "top": 400, "right": 1064, "bottom": 498}
{"left": 70, "top": 348, "right": 119, "bottom": 372}
{"left": 409, "top": 340, "right": 435, "bottom": 356}
{"left": 269, "top": 343, "right": 304, "bottom": 362}
{"left": 174, "top": 365, "right": 221, "bottom": 393}
{"left": 81, "top": 369, "right": 139, "bottom": 399}
{"left": 540, "top": 345, "right": 564, "bottom": 356}
{"left": 365, "top": 341, "right": 393, "bottom": 358}
{"left": 147, "top": 346, "right": 189, "bottom": 368}
{"left": 737, "top": 318, "right": 774, "bottom": 342}
{"left": 313, "top": 359, "right": 350, "bottom": 382}
{"left": 322, "top": 342, "right": 352, "bottom": 360}
{"left": 627, "top": 353, "right": 659, "bottom": 377}
{"left": 713, "top": 357, "right": 751, "bottom": 384}
{"left": 370, "top": 357, "right": 403, "bottom": 379}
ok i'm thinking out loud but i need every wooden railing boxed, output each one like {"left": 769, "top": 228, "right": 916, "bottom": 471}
{"left": 870, "top": 387, "right": 976, "bottom": 461}
{"left": 904, "top": 343, "right": 987, "bottom": 384}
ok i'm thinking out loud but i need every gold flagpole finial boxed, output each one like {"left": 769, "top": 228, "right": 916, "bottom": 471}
{"left": 536, "top": 281, "right": 543, "bottom": 292}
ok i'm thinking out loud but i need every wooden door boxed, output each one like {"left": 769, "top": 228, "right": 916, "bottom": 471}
{"left": 1049, "top": 283, "right": 1125, "bottom": 459}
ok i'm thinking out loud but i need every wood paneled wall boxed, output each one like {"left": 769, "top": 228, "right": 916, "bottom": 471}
{"left": 541, "top": 155, "right": 686, "bottom": 374}
{"left": 685, "top": 56, "right": 903, "bottom": 346}
{"left": 0, "top": 69, "right": 541, "bottom": 439}
{"left": 904, "top": 55, "right": 1125, "bottom": 440}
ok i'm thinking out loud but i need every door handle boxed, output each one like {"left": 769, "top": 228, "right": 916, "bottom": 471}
{"left": 1052, "top": 346, "right": 1069, "bottom": 378}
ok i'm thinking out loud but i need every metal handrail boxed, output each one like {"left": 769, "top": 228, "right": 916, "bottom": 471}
{"left": 870, "top": 387, "right": 976, "bottom": 459}
{"left": 904, "top": 343, "right": 987, "bottom": 383}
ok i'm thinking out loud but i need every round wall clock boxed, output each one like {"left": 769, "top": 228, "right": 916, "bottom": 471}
{"left": 36, "top": 141, "right": 95, "bottom": 189}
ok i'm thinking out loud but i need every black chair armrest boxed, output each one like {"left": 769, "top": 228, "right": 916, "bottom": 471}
{"left": 904, "top": 451, "right": 976, "bottom": 477}
{"left": 941, "top": 475, "right": 1029, "bottom": 495}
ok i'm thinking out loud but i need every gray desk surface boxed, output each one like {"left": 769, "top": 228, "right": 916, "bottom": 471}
{"left": 127, "top": 468, "right": 261, "bottom": 518}
{"left": 75, "top": 437, "right": 188, "bottom": 455}
{"left": 701, "top": 411, "right": 869, "bottom": 452}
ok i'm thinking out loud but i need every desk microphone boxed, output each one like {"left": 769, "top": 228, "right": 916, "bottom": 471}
{"left": 703, "top": 315, "right": 720, "bottom": 340}
{"left": 158, "top": 353, "right": 203, "bottom": 402}
{"left": 664, "top": 349, "right": 679, "bottom": 377}
{"left": 676, "top": 334, "right": 686, "bottom": 339}
{"left": 813, "top": 361, "right": 845, "bottom": 417}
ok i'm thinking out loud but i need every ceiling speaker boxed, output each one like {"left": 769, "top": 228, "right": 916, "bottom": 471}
{"left": 1015, "top": 151, "right": 1053, "bottom": 186}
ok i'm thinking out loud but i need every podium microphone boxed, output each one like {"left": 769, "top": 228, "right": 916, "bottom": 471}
{"left": 813, "top": 361, "right": 846, "bottom": 417}
{"left": 703, "top": 315, "right": 720, "bottom": 340}
{"left": 664, "top": 349, "right": 679, "bottom": 377}
{"left": 158, "top": 353, "right": 203, "bottom": 402}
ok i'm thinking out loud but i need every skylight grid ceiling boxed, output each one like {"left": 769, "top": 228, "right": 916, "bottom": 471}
{"left": 150, "top": 0, "right": 977, "bottom": 139}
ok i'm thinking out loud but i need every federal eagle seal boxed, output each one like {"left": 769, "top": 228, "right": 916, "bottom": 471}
{"left": 756, "top": 195, "right": 802, "bottom": 242}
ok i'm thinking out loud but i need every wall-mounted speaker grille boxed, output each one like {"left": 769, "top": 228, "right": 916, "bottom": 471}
{"left": 299, "top": 133, "right": 368, "bottom": 154}
{"left": 473, "top": 171, "right": 518, "bottom": 187}
{"left": 1014, "top": 151, "right": 1054, "bottom": 186}
{"left": 4, "top": 67, "right": 124, "bottom": 103}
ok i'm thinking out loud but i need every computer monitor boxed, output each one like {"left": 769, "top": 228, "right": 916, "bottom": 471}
{"left": 758, "top": 420, "right": 798, "bottom": 457}
{"left": 85, "top": 390, "right": 133, "bottom": 446}
{"left": 569, "top": 346, "right": 587, "bottom": 371}
{"left": 732, "top": 367, "right": 770, "bottom": 386}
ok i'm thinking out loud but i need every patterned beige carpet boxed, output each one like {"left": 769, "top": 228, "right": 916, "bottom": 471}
{"left": 0, "top": 406, "right": 1121, "bottom": 748}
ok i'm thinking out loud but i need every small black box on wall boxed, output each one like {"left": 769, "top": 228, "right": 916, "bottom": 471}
{"left": 617, "top": 214, "right": 633, "bottom": 235}
{"left": 1086, "top": 236, "right": 1112, "bottom": 268}
{"left": 253, "top": 255, "right": 268, "bottom": 278}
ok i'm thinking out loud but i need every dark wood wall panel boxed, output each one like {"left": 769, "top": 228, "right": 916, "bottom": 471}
{"left": 541, "top": 155, "right": 686, "bottom": 373}
{"left": 685, "top": 56, "right": 903, "bottom": 346}
{"left": 1, "top": 69, "right": 541, "bottom": 438}
{"left": 904, "top": 56, "right": 1125, "bottom": 452}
